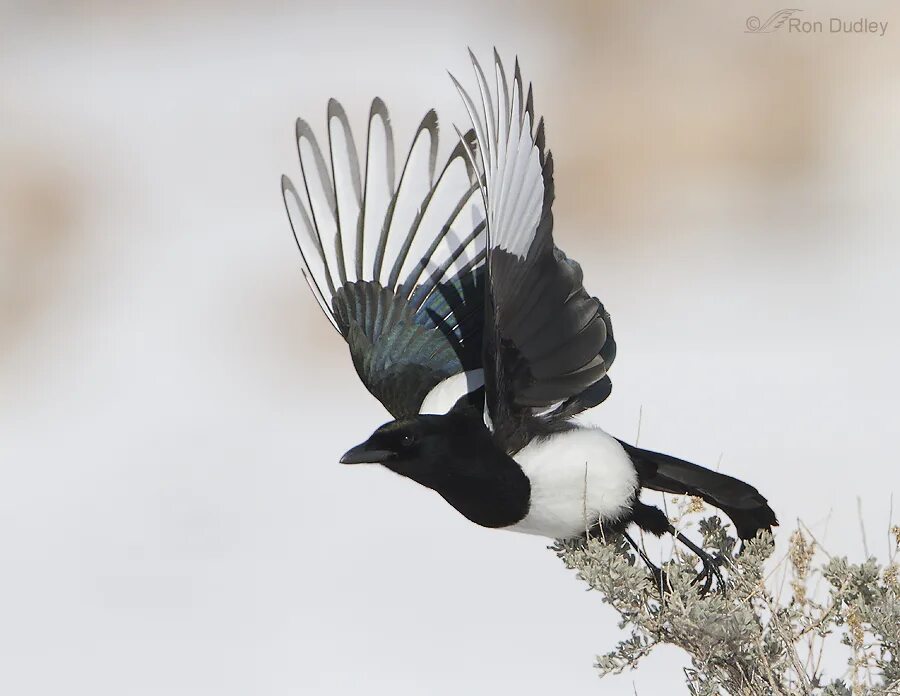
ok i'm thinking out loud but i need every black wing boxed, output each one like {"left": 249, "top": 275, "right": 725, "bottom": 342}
{"left": 454, "top": 52, "right": 616, "bottom": 451}
{"left": 282, "top": 98, "right": 487, "bottom": 419}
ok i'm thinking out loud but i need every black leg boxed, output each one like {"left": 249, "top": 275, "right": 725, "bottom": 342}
{"left": 630, "top": 501, "right": 670, "bottom": 537}
{"left": 668, "top": 524, "right": 724, "bottom": 595}
{"left": 623, "top": 531, "right": 669, "bottom": 593}
{"left": 588, "top": 514, "right": 722, "bottom": 595}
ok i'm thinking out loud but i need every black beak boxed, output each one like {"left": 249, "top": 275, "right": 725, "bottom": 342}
{"left": 339, "top": 441, "right": 394, "bottom": 465}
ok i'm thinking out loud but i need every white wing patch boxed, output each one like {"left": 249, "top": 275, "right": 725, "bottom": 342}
{"left": 419, "top": 369, "right": 484, "bottom": 415}
{"left": 452, "top": 50, "right": 544, "bottom": 259}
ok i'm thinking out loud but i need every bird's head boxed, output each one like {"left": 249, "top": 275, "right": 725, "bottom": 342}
{"left": 339, "top": 416, "right": 451, "bottom": 483}
{"left": 339, "top": 411, "right": 529, "bottom": 529}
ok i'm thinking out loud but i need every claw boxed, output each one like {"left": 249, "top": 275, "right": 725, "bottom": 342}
{"left": 671, "top": 526, "right": 725, "bottom": 596}
{"left": 587, "top": 524, "right": 725, "bottom": 597}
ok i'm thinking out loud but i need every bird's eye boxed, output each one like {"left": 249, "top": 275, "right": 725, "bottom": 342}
{"left": 401, "top": 434, "right": 415, "bottom": 448}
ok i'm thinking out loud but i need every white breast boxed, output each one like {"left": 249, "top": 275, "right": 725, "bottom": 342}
{"left": 505, "top": 427, "right": 638, "bottom": 539}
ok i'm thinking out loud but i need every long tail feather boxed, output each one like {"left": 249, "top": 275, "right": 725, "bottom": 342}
{"left": 619, "top": 440, "right": 778, "bottom": 540}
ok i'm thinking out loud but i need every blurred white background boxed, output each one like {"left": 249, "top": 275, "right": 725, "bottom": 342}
{"left": 2, "top": 1, "right": 900, "bottom": 694}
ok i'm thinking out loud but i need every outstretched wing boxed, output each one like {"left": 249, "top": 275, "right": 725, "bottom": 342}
{"left": 453, "top": 51, "right": 616, "bottom": 452}
{"left": 282, "top": 98, "right": 487, "bottom": 419}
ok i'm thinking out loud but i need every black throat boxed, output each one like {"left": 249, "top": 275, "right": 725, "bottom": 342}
{"left": 434, "top": 450, "right": 531, "bottom": 528}
{"left": 394, "top": 410, "right": 532, "bottom": 529}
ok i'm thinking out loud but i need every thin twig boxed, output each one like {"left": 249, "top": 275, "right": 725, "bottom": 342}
{"left": 889, "top": 493, "right": 896, "bottom": 563}
{"left": 635, "top": 404, "right": 643, "bottom": 445}
{"left": 858, "top": 496, "right": 871, "bottom": 559}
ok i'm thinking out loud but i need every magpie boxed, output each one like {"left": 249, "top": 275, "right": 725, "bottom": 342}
{"left": 281, "top": 51, "right": 777, "bottom": 590}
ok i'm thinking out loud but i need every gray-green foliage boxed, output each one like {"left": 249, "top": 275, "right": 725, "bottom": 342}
{"left": 553, "top": 509, "right": 900, "bottom": 695}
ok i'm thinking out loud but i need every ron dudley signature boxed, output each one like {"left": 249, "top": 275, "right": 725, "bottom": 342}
{"left": 746, "top": 10, "right": 889, "bottom": 36}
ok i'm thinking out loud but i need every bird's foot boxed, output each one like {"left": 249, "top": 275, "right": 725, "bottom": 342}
{"left": 620, "top": 531, "right": 675, "bottom": 595}
{"left": 686, "top": 543, "right": 725, "bottom": 596}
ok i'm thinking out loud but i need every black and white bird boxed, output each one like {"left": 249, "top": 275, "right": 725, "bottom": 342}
{"left": 282, "top": 51, "right": 776, "bottom": 589}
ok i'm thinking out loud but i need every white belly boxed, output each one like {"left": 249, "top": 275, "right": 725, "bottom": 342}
{"left": 505, "top": 427, "right": 638, "bottom": 539}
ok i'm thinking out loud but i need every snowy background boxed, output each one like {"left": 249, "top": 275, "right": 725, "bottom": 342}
{"left": 2, "top": 1, "right": 900, "bottom": 693}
